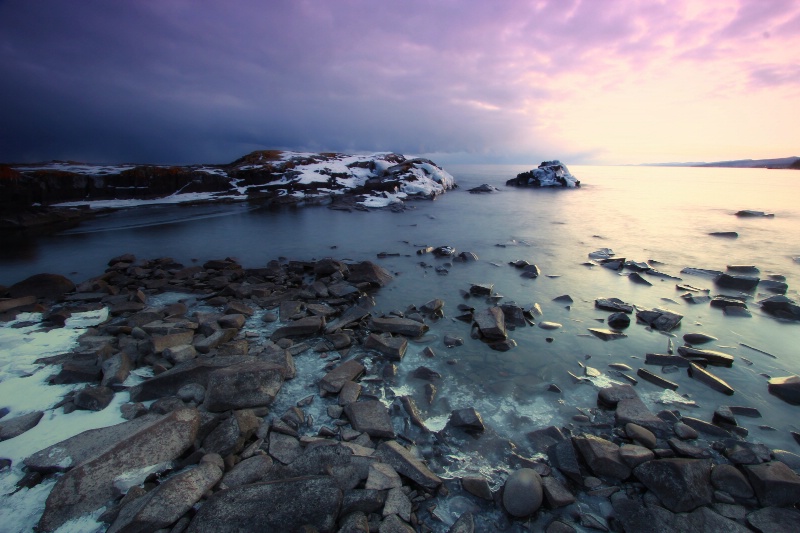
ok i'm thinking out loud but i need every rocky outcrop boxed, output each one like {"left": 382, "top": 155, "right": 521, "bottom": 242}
{"left": 506, "top": 161, "right": 580, "bottom": 188}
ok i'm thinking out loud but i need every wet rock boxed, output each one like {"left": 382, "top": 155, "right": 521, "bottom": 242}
{"left": 187, "top": 475, "right": 342, "bottom": 532}
{"left": 502, "top": 468, "right": 543, "bottom": 517}
{"left": 626, "top": 423, "right": 657, "bottom": 449}
{"left": 635, "top": 308, "right": 683, "bottom": 331}
{"left": 681, "top": 416, "right": 730, "bottom": 437}
{"left": 633, "top": 458, "right": 713, "bottom": 512}
{"left": 469, "top": 283, "right": 493, "bottom": 296}
{"left": 374, "top": 440, "right": 442, "bottom": 489}
{"left": 269, "top": 432, "right": 302, "bottom": 464}
{"left": 204, "top": 410, "right": 258, "bottom": 457}
{"left": 618, "top": 444, "right": 655, "bottom": 469}
{"left": 597, "top": 384, "right": 638, "bottom": 407}
{"left": 0, "top": 410, "right": 44, "bottom": 441}
{"left": 271, "top": 316, "right": 324, "bottom": 340}
{"left": 588, "top": 328, "right": 627, "bottom": 341}
{"left": 668, "top": 438, "right": 710, "bottom": 459}
{"left": 461, "top": 475, "right": 492, "bottom": 500}
{"left": 711, "top": 464, "right": 755, "bottom": 500}
{"left": 370, "top": 316, "right": 428, "bottom": 337}
{"left": 772, "top": 450, "right": 800, "bottom": 472}
{"left": 345, "top": 400, "right": 395, "bottom": 438}
{"left": 8, "top": 273, "right": 75, "bottom": 300}
{"left": 574, "top": 434, "right": 631, "bottom": 480}
{"left": 716, "top": 273, "right": 760, "bottom": 290}
{"left": 541, "top": 475, "right": 575, "bottom": 508}
{"left": 743, "top": 461, "right": 800, "bottom": 507}
{"left": 320, "top": 359, "right": 365, "bottom": 393}
{"left": 108, "top": 456, "right": 223, "bottom": 533}
{"left": 678, "top": 346, "right": 734, "bottom": 367}
{"left": 644, "top": 353, "right": 690, "bottom": 367}
{"left": 746, "top": 506, "right": 800, "bottom": 533}
{"left": 709, "top": 231, "right": 739, "bottom": 238}
{"left": 348, "top": 261, "right": 393, "bottom": 286}
{"left": 38, "top": 408, "right": 200, "bottom": 531}
{"left": 683, "top": 332, "right": 717, "bottom": 344}
{"left": 448, "top": 512, "right": 475, "bottom": 533}
{"left": 472, "top": 307, "right": 507, "bottom": 340}
{"left": 538, "top": 321, "right": 562, "bottom": 330}
{"left": 687, "top": 362, "right": 735, "bottom": 395}
{"left": 221, "top": 454, "right": 274, "bottom": 488}
{"left": 616, "top": 397, "right": 671, "bottom": 437}
{"left": 468, "top": 183, "right": 499, "bottom": 193}
{"left": 74, "top": 385, "right": 115, "bottom": 411}
{"left": 629, "top": 272, "right": 652, "bottom": 285}
{"left": 724, "top": 306, "right": 752, "bottom": 317}
{"left": 364, "top": 333, "right": 408, "bottom": 361}
{"left": 767, "top": 375, "right": 800, "bottom": 404}
{"left": 366, "top": 462, "right": 402, "bottom": 490}
{"left": 595, "top": 298, "right": 634, "bottom": 313}
{"left": 636, "top": 368, "right": 679, "bottom": 390}
{"left": 383, "top": 486, "right": 412, "bottom": 521}
{"left": 673, "top": 422, "right": 699, "bottom": 440}
{"left": 203, "top": 361, "right": 284, "bottom": 412}
{"left": 548, "top": 439, "right": 582, "bottom": 484}
{"left": 448, "top": 407, "right": 485, "bottom": 433}
{"left": 607, "top": 312, "right": 630, "bottom": 329}
{"left": 759, "top": 279, "right": 788, "bottom": 294}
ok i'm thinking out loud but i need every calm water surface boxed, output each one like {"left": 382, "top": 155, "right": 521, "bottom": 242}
{"left": 2, "top": 165, "right": 799, "bottom": 455}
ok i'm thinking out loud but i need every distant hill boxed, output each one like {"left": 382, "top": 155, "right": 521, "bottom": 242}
{"left": 645, "top": 156, "right": 800, "bottom": 169}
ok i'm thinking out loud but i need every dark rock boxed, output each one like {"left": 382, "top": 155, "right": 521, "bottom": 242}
{"left": 678, "top": 346, "right": 734, "bottom": 367}
{"left": 595, "top": 298, "right": 633, "bottom": 313}
{"left": 597, "top": 384, "right": 638, "bottom": 408}
{"left": 743, "top": 461, "right": 800, "bottom": 507}
{"left": 548, "top": 439, "right": 582, "bottom": 484}
{"left": 502, "top": 468, "right": 543, "bottom": 517}
{"left": 319, "top": 359, "right": 365, "bottom": 393}
{"left": 374, "top": 440, "right": 442, "bottom": 489}
{"left": 527, "top": 426, "right": 566, "bottom": 452}
{"left": 129, "top": 357, "right": 257, "bottom": 402}
{"left": 768, "top": 375, "right": 800, "bottom": 404}
{"left": 461, "top": 476, "right": 492, "bottom": 500}
{"left": 687, "top": 362, "right": 735, "bottom": 395}
{"left": 364, "top": 333, "right": 408, "bottom": 361}
{"left": 616, "top": 397, "right": 671, "bottom": 437}
{"left": 747, "top": 506, "right": 800, "bottom": 533}
{"left": 194, "top": 328, "right": 237, "bottom": 353}
{"left": 271, "top": 316, "right": 324, "bottom": 340}
{"left": 101, "top": 352, "right": 132, "bottom": 388}
{"left": 345, "top": 400, "right": 395, "bottom": 438}
{"left": 683, "top": 332, "right": 717, "bottom": 345}
{"left": 203, "top": 361, "right": 284, "bottom": 412}
{"left": 633, "top": 458, "right": 713, "bottom": 512}
{"left": 759, "top": 295, "right": 800, "bottom": 320}
{"left": 759, "top": 279, "right": 788, "bottom": 294}
{"left": 269, "top": 432, "right": 302, "bottom": 464}
{"left": 203, "top": 410, "right": 258, "bottom": 457}
{"left": 645, "top": 353, "right": 690, "bottom": 367}
{"left": 468, "top": 183, "right": 499, "bottom": 193}
{"left": 448, "top": 512, "right": 475, "bottom": 533}
{"left": 379, "top": 514, "right": 415, "bottom": 532}
{"left": 448, "top": 407, "right": 485, "bottom": 432}
{"left": 472, "top": 307, "right": 507, "bottom": 340}
{"left": 73, "top": 386, "right": 115, "bottom": 411}
{"left": 618, "top": 444, "right": 655, "bottom": 469}
{"left": 681, "top": 416, "right": 731, "bottom": 437}
{"left": 573, "top": 434, "right": 631, "bottom": 480}
{"left": 635, "top": 307, "right": 683, "bottom": 331}
{"left": 587, "top": 328, "right": 627, "bottom": 341}
{"left": 716, "top": 273, "right": 760, "bottom": 290}
{"left": 626, "top": 423, "right": 657, "bottom": 449}
{"left": 636, "top": 368, "right": 679, "bottom": 390}
{"left": 541, "top": 475, "right": 575, "bottom": 508}
{"left": 0, "top": 410, "right": 44, "bottom": 441}
{"left": 668, "top": 438, "right": 709, "bottom": 459}
{"left": 186, "top": 475, "right": 343, "bottom": 532}
{"left": 607, "top": 312, "right": 630, "bottom": 329}
{"left": 709, "top": 231, "right": 739, "bottom": 238}
{"left": 629, "top": 272, "right": 652, "bottom": 285}
{"left": 38, "top": 409, "right": 200, "bottom": 531}
{"left": 348, "top": 261, "right": 393, "bottom": 286}
{"left": 8, "top": 273, "right": 75, "bottom": 300}
{"left": 711, "top": 464, "right": 754, "bottom": 498}
{"left": 369, "top": 316, "right": 428, "bottom": 337}
{"left": 469, "top": 283, "right": 493, "bottom": 296}
{"left": 325, "top": 305, "right": 370, "bottom": 333}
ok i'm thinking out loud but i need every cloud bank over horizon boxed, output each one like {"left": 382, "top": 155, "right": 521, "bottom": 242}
{"left": 1, "top": 0, "right": 799, "bottom": 165}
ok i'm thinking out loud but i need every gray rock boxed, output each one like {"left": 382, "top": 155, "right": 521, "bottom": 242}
{"left": 364, "top": 333, "right": 408, "bottom": 361}
{"left": 461, "top": 476, "right": 493, "bottom": 500}
{"left": 129, "top": 357, "right": 256, "bottom": 402}
{"left": 221, "top": 455, "right": 274, "bottom": 488}
{"left": 682, "top": 506, "right": 750, "bottom": 532}
{"left": 625, "top": 422, "right": 657, "bottom": 448}
{"left": 379, "top": 514, "right": 415, "bottom": 533}
{"left": 151, "top": 330, "right": 195, "bottom": 354}
{"left": 747, "top": 506, "right": 800, "bottom": 533}
{"left": 108, "top": 457, "right": 223, "bottom": 533}
{"left": 448, "top": 512, "right": 475, "bottom": 533}
{"left": 341, "top": 489, "right": 387, "bottom": 516}
{"left": 370, "top": 316, "right": 428, "bottom": 337}
{"left": 0, "top": 411, "right": 44, "bottom": 442}
{"left": 612, "top": 496, "right": 680, "bottom": 533}
{"left": 548, "top": 438, "right": 583, "bottom": 484}
{"left": 681, "top": 416, "right": 731, "bottom": 437}
{"left": 101, "top": 352, "right": 132, "bottom": 388}
{"left": 716, "top": 273, "right": 760, "bottom": 290}
{"left": 473, "top": 307, "right": 507, "bottom": 340}
{"left": 383, "top": 486, "right": 411, "bottom": 521}
{"left": 271, "top": 316, "right": 324, "bottom": 341}
{"left": 186, "top": 475, "right": 342, "bottom": 532}
{"left": 668, "top": 438, "right": 710, "bottom": 459}
{"left": 711, "top": 464, "right": 754, "bottom": 499}
{"left": 203, "top": 361, "right": 284, "bottom": 412}
{"left": 374, "top": 440, "right": 442, "bottom": 489}
{"left": 339, "top": 511, "right": 370, "bottom": 533}
{"left": 619, "top": 444, "right": 655, "bottom": 469}
{"left": 673, "top": 422, "right": 699, "bottom": 440}
{"left": 597, "top": 384, "right": 638, "bottom": 407}
{"left": 767, "top": 375, "right": 800, "bottom": 404}
{"left": 348, "top": 261, "right": 393, "bottom": 287}
{"left": 635, "top": 308, "right": 683, "bottom": 331}
{"left": 587, "top": 328, "right": 627, "bottom": 341}
{"left": 502, "top": 468, "right": 543, "bottom": 517}
{"left": 203, "top": 410, "right": 258, "bottom": 457}
{"left": 633, "top": 458, "right": 713, "bottom": 512}
{"left": 743, "top": 460, "right": 800, "bottom": 507}
{"left": 607, "top": 312, "right": 631, "bottom": 329}
{"left": 541, "top": 475, "right": 575, "bottom": 508}
{"left": 217, "top": 313, "right": 246, "bottom": 329}
{"left": 366, "top": 462, "right": 402, "bottom": 490}
{"left": 74, "top": 385, "right": 115, "bottom": 411}
{"left": 319, "top": 359, "right": 365, "bottom": 393}
{"left": 772, "top": 450, "right": 800, "bottom": 471}
{"left": 38, "top": 409, "right": 200, "bottom": 532}
{"left": 573, "top": 434, "right": 631, "bottom": 480}
{"left": 269, "top": 432, "right": 302, "bottom": 464}
{"left": 345, "top": 400, "right": 395, "bottom": 438}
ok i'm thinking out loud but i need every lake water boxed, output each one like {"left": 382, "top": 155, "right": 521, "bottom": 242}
{"left": 2, "top": 164, "right": 800, "bottom": 487}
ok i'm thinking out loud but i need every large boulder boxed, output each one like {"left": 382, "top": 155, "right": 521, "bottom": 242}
{"left": 186, "top": 475, "right": 343, "bottom": 532}
{"left": 203, "top": 361, "right": 284, "bottom": 412}
{"left": 633, "top": 458, "right": 713, "bottom": 512}
{"left": 347, "top": 261, "right": 393, "bottom": 287}
{"left": 8, "top": 273, "right": 75, "bottom": 300}
{"left": 507, "top": 161, "right": 580, "bottom": 188}
{"left": 38, "top": 408, "right": 201, "bottom": 532}
{"left": 502, "top": 468, "right": 543, "bottom": 517}
{"left": 768, "top": 375, "right": 800, "bottom": 404}
{"left": 129, "top": 357, "right": 257, "bottom": 402}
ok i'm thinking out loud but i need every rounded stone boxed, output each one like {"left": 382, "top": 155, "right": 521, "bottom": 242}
{"left": 502, "top": 468, "right": 543, "bottom": 517}
{"left": 626, "top": 423, "right": 657, "bottom": 449}
{"left": 710, "top": 464, "right": 754, "bottom": 499}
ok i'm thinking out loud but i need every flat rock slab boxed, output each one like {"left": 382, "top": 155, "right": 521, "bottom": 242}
{"left": 0, "top": 410, "right": 44, "bottom": 441}
{"left": 364, "top": 333, "right": 408, "bottom": 361}
{"left": 636, "top": 308, "right": 683, "bottom": 331}
{"left": 270, "top": 316, "right": 324, "bottom": 341}
{"left": 347, "top": 261, "right": 393, "bottom": 286}
{"left": 108, "top": 459, "right": 223, "bottom": 533}
{"left": 186, "top": 475, "right": 343, "bottom": 532}
{"left": 324, "top": 305, "right": 370, "bottom": 333}
{"left": 633, "top": 458, "right": 713, "bottom": 512}
{"left": 588, "top": 328, "right": 627, "bottom": 341}
{"left": 375, "top": 440, "right": 442, "bottom": 490}
{"left": 615, "top": 397, "right": 671, "bottom": 437}
{"left": 743, "top": 460, "right": 800, "bottom": 507}
{"left": 369, "top": 316, "right": 428, "bottom": 337}
{"left": 768, "top": 375, "right": 800, "bottom": 405}
{"left": 38, "top": 408, "right": 200, "bottom": 532}
{"left": 319, "top": 359, "right": 365, "bottom": 393}
{"left": 345, "top": 400, "right": 395, "bottom": 438}
{"left": 473, "top": 307, "right": 507, "bottom": 340}
{"left": 203, "top": 360, "right": 285, "bottom": 412}
{"left": 747, "top": 506, "right": 800, "bottom": 533}
{"left": 129, "top": 356, "right": 257, "bottom": 402}
{"left": 573, "top": 434, "right": 631, "bottom": 480}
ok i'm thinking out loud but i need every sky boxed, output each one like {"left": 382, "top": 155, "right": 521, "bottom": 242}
{"left": 1, "top": 0, "right": 798, "bottom": 166}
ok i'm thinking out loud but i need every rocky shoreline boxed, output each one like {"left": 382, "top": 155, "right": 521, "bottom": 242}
{"left": 1, "top": 254, "right": 799, "bottom": 532}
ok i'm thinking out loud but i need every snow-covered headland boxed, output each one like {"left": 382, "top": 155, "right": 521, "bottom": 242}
{"left": 0, "top": 151, "right": 457, "bottom": 229}
{"left": 506, "top": 160, "right": 580, "bottom": 188}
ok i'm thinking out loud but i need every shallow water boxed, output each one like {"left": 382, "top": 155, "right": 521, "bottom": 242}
{"left": 2, "top": 164, "right": 800, "bottom": 459}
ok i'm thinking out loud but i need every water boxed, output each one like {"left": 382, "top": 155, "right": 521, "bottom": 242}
{"left": 2, "top": 164, "right": 800, "bottom": 459}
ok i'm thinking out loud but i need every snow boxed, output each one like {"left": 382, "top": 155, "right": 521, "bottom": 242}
{"left": 53, "top": 191, "right": 230, "bottom": 209}
{"left": 15, "top": 163, "right": 136, "bottom": 176}
{"left": 0, "top": 308, "right": 127, "bottom": 533}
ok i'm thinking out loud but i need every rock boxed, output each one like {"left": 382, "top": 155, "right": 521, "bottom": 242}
{"left": 129, "top": 357, "right": 255, "bottom": 402}
{"left": 636, "top": 368, "right": 679, "bottom": 390}
{"left": 366, "top": 462, "right": 402, "bottom": 490}
{"left": 687, "top": 362, "right": 735, "bottom": 395}
{"left": 218, "top": 313, "right": 246, "bottom": 329}
{"left": 747, "top": 506, "right": 800, "bottom": 533}
{"left": 0, "top": 410, "right": 44, "bottom": 441}
{"left": 364, "top": 333, "right": 408, "bottom": 361}
{"left": 502, "top": 468, "right": 544, "bottom": 517}
{"left": 673, "top": 422, "right": 699, "bottom": 440}
{"left": 194, "top": 328, "right": 237, "bottom": 353}
{"left": 448, "top": 513, "right": 475, "bottom": 533}
{"left": 548, "top": 439, "right": 582, "bottom": 484}
{"left": 595, "top": 297, "right": 634, "bottom": 313}
{"left": 472, "top": 307, "right": 507, "bottom": 340}
{"left": 108, "top": 457, "right": 223, "bottom": 533}
{"left": 607, "top": 312, "right": 631, "bottom": 329}
{"left": 768, "top": 375, "right": 800, "bottom": 404}
{"left": 345, "top": 400, "right": 395, "bottom": 438}
{"left": 469, "top": 283, "right": 493, "bottom": 296}
{"left": 339, "top": 380, "right": 362, "bottom": 405}
{"left": 709, "top": 231, "right": 739, "bottom": 238}
{"left": 573, "top": 434, "right": 631, "bottom": 480}
{"left": 743, "top": 461, "right": 800, "bottom": 507}
{"left": 711, "top": 464, "right": 754, "bottom": 498}
{"left": 369, "top": 316, "right": 428, "bottom": 337}
{"left": 715, "top": 273, "right": 760, "bottom": 290}
{"left": 759, "top": 295, "right": 800, "bottom": 320}
{"left": 186, "top": 475, "right": 343, "bottom": 532}
{"left": 374, "top": 440, "right": 442, "bottom": 489}
{"left": 202, "top": 410, "right": 258, "bottom": 457}
{"left": 269, "top": 432, "right": 302, "bottom": 464}
{"left": 635, "top": 308, "right": 683, "bottom": 331}
{"left": 587, "top": 328, "right": 627, "bottom": 341}
{"left": 772, "top": 450, "right": 800, "bottom": 471}
{"left": 619, "top": 444, "right": 655, "bottom": 469}
{"left": 379, "top": 514, "right": 415, "bottom": 533}
{"left": 615, "top": 397, "right": 671, "bottom": 437}
{"left": 626, "top": 423, "right": 657, "bottom": 449}
{"left": 348, "top": 261, "right": 393, "bottom": 286}
{"left": 319, "top": 359, "right": 365, "bottom": 393}
{"left": 101, "top": 352, "right": 132, "bottom": 388}
{"left": 0, "top": 295, "right": 37, "bottom": 313}
{"left": 612, "top": 496, "right": 680, "bottom": 533}
{"left": 541, "top": 475, "right": 575, "bottom": 508}
{"left": 683, "top": 332, "right": 717, "bottom": 344}
{"left": 38, "top": 409, "right": 200, "bottom": 532}
{"left": 682, "top": 506, "right": 750, "bottom": 532}
{"left": 8, "top": 273, "right": 75, "bottom": 300}
{"left": 680, "top": 416, "right": 730, "bottom": 437}
{"left": 221, "top": 455, "right": 274, "bottom": 488}
{"left": 508, "top": 161, "right": 580, "bottom": 188}
{"left": 339, "top": 511, "right": 370, "bottom": 533}
{"left": 203, "top": 361, "right": 285, "bottom": 412}
{"left": 629, "top": 272, "right": 652, "bottom": 285}
{"left": 271, "top": 316, "right": 324, "bottom": 340}
{"left": 597, "top": 384, "right": 638, "bottom": 407}
{"left": 468, "top": 183, "right": 499, "bottom": 193}
{"left": 736, "top": 210, "right": 773, "bottom": 217}
{"left": 633, "top": 458, "right": 713, "bottom": 512}
{"left": 74, "top": 386, "right": 115, "bottom": 411}
{"left": 383, "top": 486, "right": 412, "bottom": 521}
{"left": 538, "top": 321, "right": 562, "bottom": 330}
{"left": 678, "top": 346, "right": 734, "bottom": 367}
{"left": 668, "top": 438, "right": 709, "bottom": 459}
{"left": 448, "top": 407, "right": 485, "bottom": 432}
{"left": 461, "top": 476, "right": 493, "bottom": 500}
{"left": 644, "top": 353, "right": 690, "bottom": 367}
